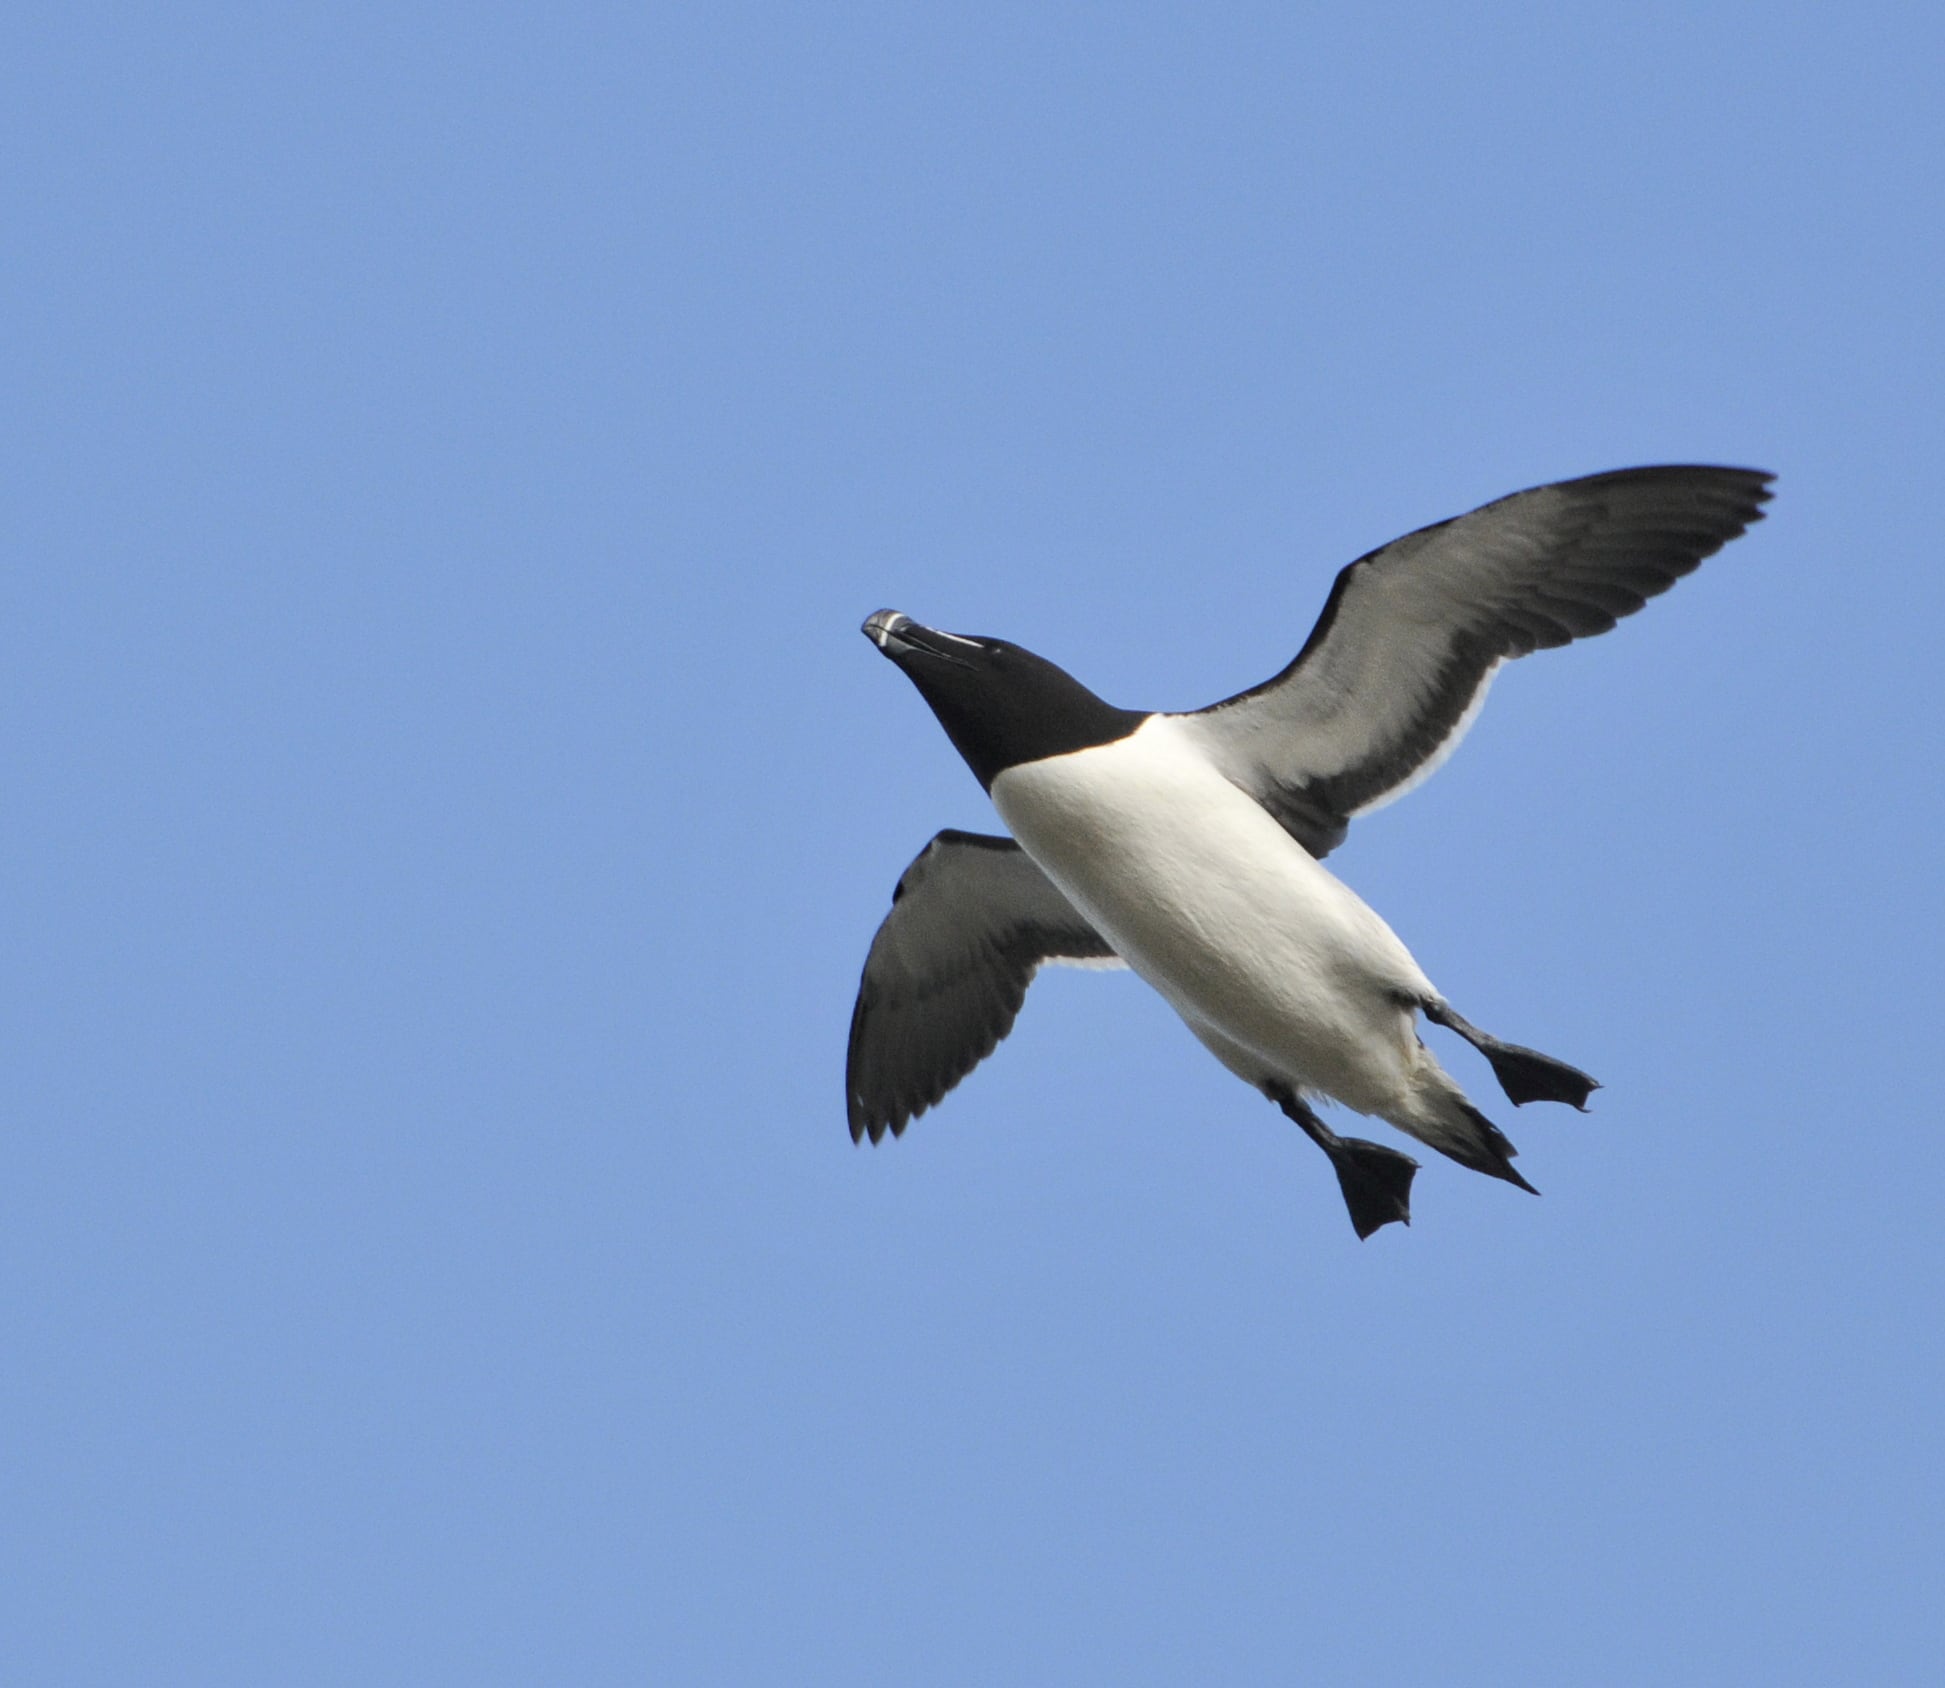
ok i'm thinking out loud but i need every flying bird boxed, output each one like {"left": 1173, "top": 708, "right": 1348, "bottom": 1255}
{"left": 847, "top": 466, "right": 1773, "bottom": 1237}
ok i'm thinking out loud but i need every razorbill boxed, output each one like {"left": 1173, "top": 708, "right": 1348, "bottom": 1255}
{"left": 847, "top": 465, "right": 1773, "bottom": 1237}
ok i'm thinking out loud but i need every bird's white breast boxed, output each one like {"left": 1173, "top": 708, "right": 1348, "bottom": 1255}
{"left": 990, "top": 715, "right": 1434, "bottom": 1108}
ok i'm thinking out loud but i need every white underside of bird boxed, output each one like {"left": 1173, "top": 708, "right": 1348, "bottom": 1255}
{"left": 992, "top": 713, "right": 1475, "bottom": 1149}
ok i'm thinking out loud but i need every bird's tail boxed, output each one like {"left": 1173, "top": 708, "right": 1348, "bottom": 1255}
{"left": 1392, "top": 1066, "right": 1538, "bottom": 1194}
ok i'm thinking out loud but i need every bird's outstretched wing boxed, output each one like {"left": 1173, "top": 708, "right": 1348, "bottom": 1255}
{"left": 846, "top": 830, "right": 1120, "bottom": 1143}
{"left": 1173, "top": 465, "right": 1774, "bottom": 857}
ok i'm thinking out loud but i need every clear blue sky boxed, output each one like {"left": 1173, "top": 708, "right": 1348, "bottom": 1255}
{"left": 6, "top": 3, "right": 1942, "bottom": 1682}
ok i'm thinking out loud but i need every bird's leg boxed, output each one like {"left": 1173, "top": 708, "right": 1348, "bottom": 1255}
{"left": 1265, "top": 1083, "right": 1418, "bottom": 1240}
{"left": 1421, "top": 999, "right": 1600, "bottom": 1110}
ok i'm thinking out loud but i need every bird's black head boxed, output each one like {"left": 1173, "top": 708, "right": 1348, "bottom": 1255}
{"left": 861, "top": 610, "right": 1147, "bottom": 790}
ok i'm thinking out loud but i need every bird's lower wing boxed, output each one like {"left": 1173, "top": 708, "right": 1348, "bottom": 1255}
{"left": 846, "top": 830, "right": 1121, "bottom": 1142}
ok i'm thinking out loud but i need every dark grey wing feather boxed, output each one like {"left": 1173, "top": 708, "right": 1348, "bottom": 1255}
{"left": 1175, "top": 465, "right": 1774, "bottom": 857}
{"left": 846, "top": 830, "right": 1120, "bottom": 1143}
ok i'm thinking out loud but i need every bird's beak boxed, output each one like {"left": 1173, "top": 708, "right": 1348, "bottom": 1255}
{"left": 859, "top": 610, "right": 980, "bottom": 668}
{"left": 862, "top": 609, "right": 914, "bottom": 651}
{"left": 861, "top": 611, "right": 983, "bottom": 669}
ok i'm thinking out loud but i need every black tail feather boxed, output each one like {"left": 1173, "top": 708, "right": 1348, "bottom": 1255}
{"left": 1434, "top": 1100, "right": 1540, "bottom": 1194}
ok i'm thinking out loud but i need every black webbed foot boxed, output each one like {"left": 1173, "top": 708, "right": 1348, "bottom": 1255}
{"left": 1478, "top": 1041, "right": 1600, "bottom": 1110}
{"left": 1423, "top": 999, "right": 1600, "bottom": 1111}
{"left": 1268, "top": 1085, "right": 1420, "bottom": 1240}
{"left": 1323, "top": 1135, "right": 1421, "bottom": 1239}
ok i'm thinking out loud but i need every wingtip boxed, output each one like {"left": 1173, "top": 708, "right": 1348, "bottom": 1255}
{"left": 847, "top": 1099, "right": 896, "bottom": 1145}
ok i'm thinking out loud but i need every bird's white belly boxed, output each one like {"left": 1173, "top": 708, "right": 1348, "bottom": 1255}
{"left": 991, "top": 716, "right": 1435, "bottom": 1112}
